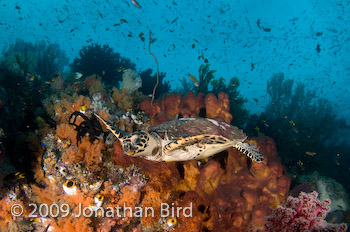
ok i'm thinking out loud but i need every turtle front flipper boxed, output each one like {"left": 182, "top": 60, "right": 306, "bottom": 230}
{"left": 94, "top": 114, "right": 124, "bottom": 139}
{"left": 234, "top": 142, "right": 264, "bottom": 162}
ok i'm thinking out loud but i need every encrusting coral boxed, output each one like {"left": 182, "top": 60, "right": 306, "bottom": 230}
{"left": 111, "top": 134, "right": 291, "bottom": 231}
{"left": 140, "top": 90, "right": 232, "bottom": 126}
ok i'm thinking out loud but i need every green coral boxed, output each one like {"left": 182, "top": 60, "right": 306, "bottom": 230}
{"left": 196, "top": 64, "right": 216, "bottom": 93}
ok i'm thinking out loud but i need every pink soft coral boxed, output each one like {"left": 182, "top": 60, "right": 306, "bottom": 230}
{"left": 265, "top": 191, "right": 347, "bottom": 232}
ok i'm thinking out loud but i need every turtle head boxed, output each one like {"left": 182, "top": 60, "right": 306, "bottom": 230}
{"left": 120, "top": 131, "right": 159, "bottom": 158}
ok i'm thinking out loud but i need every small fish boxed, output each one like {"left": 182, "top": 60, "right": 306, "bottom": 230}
{"left": 292, "top": 127, "right": 299, "bottom": 134}
{"left": 3, "top": 171, "right": 27, "bottom": 188}
{"left": 188, "top": 74, "right": 199, "bottom": 87}
{"left": 316, "top": 43, "right": 321, "bottom": 53}
{"left": 75, "top": 72, "right": 83, "bottom": 80}
{"left": 171, "top": 17, "right": 179, "bottom": 24}
{"left": 27, "top": 74, "right": 35, "bottom": 81}
{"left": 251, "top": 63, "right": 255, "bottom": 71}
{"left": 297, "top": 160, "right": 303, "bottom": 166}
{"left": 256, "top": 19, "right": 261, "bottom": 29}
{"left": 191, "top": 44, "right": 195, "bottom": 49}
{"left": 306, "top": 151, "right": 316, "bottom": 156}
{"left": 109, "top": 96, "right": 115, "bottom": 104}
{"left": 289, "top": 120, "right": 296, "bottom": 126}
{"left": 261, "top": 119, "right": 269, "bottom": 128}
{"left": 118, "top": 67, "right": 125, "bottom": 72}
{"left": 204, "top": 58, "right": 209, "bottom": 63}
{"left": 253, "top": 98, "right": 258, "bottom": 103}
{"left": 15, "top": 172, "right": 25, "bottom": 179}
{"left": 120, "top": 19, "right": 128, "bottom": 23}
{"left": 132, "top": 0, "right": 141, "bottom": 8}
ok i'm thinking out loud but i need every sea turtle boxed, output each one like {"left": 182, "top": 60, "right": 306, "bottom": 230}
{"left": 95, "top": 115, "right": 264, "bottom": 162}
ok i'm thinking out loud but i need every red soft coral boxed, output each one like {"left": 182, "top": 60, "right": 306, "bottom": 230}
{"left": 265, "top": 191, "right": 347, "bottom": 232}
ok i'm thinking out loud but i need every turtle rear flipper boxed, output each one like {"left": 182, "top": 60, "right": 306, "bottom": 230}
{"left": 234, "top": 142, "right": 264, "bottom": 162}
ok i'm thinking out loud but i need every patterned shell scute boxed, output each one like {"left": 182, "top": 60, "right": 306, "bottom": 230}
{"left": 150, "top": 118, "right": 247, "bottom": 141}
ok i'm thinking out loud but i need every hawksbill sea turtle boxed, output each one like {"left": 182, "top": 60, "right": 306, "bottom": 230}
{"left": 95, "top": 115, "right": 264, "bottom": 162}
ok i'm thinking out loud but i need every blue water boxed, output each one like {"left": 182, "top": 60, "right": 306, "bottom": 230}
{"left": 0, "top": 0, "right": 349, "bottom": 119}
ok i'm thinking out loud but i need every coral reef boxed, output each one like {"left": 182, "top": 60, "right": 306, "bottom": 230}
{"left": 0, "top": 39, "right": 68, "bottom": 176}
{"left": 140, "top": 90, "right": 233, "bottom": 126}
{"left": 112, "top": 135, "right": 291, "bottom": 231}
{"left": 174, "top": 135, "right": 291, "bottom": 231}
{"left": 121, "top": 69, "right": 142, "bottom": 93}
{"left": 2, "top": 39, "right": 68, "bottom": 80}
{"left": 0, "top": 51, "right": 38, "bottom": 77}
{"left": 175, "top": 65, "right": 248, "bottom": 127}
{"left": 265, "top": 191, "right": 347, "bottom": 231}
{"left": 139, "top": 69, "right": 170, "bottom": 99}
{"left": 0, "top": 68, "right": 292, "bottom": 231}
{"left": 245, "top": 72, "right": 350, "bottom": 194}
{"left": 297, "top": 171, "right": 350, "bottom": 212}
{"left": 70, "top": 43, "right": 136, "bottom": 86}
{"left": 211, "top": 76, "right": 249, "bottom": 127}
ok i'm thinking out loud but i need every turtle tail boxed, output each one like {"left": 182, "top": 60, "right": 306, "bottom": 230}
{"left": 234, "top": 142, "right": 264, "bottom": 162}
